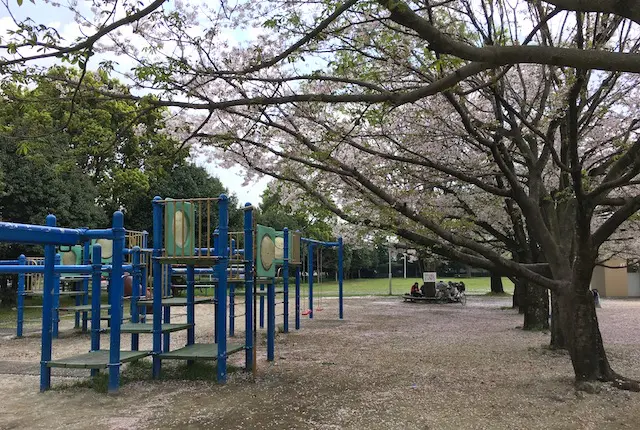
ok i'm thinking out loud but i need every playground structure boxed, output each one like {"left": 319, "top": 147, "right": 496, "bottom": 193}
{"left": 0, "top": 195, "right": 344, "bottom": 394}
{"left": 13, "top": 230, "right": 149, "bottom": 338}
{"left": 257, "top": 234, "right": 345, "bottom": 340}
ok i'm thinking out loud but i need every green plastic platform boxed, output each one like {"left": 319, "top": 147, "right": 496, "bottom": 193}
{"left": 117, "top": 323, "right": 192, "bottom": 334}
{"left": 136, "top": 297, "right": 215, "bottom": 306}
{"left": 47, "top": 350, "right": 150, "bottom": 369}
{"left": 158, "top": 343, "right": 245, "bottom": 361}
{"left": 155, "top": 256, "right": 219, "bottom": 267}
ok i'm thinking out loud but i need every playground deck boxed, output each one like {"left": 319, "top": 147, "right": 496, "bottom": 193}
{"left": 159, "top": 342, "right": 245, "bottom": 360}
{"left": 47, "top": 350, "right": 150, "bottom": 369}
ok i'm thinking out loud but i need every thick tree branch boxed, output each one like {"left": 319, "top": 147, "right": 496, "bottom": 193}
{"left": 544, "top": 0, "right": 640, "bottom": 25}
{"left": 378, "top": 0, "right": 640, "bottom": 73}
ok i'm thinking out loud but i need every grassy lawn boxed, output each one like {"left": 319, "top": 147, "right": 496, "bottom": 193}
{"left": 313, "top": 276, "right": 514, "bottom": 297}
{"left": 0, "top": 295, "right": 108, "bottom": 330}
{"left": 0, "top": 277, "right": 514, "bottom": 327}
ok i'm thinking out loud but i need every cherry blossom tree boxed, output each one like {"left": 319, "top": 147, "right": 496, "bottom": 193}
{"left": 6, "top": 0, "right": 640, "bottom": 390}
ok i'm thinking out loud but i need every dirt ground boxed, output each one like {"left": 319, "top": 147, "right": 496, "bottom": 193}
{"left": 1, "top": 296, "right": 640, "bottom": 430}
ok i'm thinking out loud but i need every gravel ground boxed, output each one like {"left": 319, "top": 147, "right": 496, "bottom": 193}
{"left": 0, "top": 296, "right": 639, "bottom": 429}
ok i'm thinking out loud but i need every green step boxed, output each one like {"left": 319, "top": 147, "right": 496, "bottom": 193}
{"left": 159, "top": 343, "right": 245, "bottom": 361}
{"left": 47, "top": 350, "right": 150, "bottom": 369}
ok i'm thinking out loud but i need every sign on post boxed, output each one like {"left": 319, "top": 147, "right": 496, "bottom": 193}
{"left": 422, "top": 272, "right": 437, "bottom": 283}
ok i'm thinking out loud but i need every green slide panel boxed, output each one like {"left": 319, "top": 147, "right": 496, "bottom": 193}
{"left": 59, "top": 245, "right": 82, "bottom": 266}
{"left": 91, "top": 239, "right": 113, "bottom": 264}
{"left": 165, "top": 199, "right": 195, "bottom": 257}
{"left": 256, "top": 224, "right": 276, "bottom": 278}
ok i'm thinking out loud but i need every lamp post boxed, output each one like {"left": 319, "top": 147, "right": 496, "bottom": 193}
{"left": 388, "top": 247, "right": 392, "bottom": 295}
{"left": 402, "top": 252, "right": 407, "bottom": 279}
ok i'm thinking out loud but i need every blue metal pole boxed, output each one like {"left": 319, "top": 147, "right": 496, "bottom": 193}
{"left": 40, "top": 214, "right": 56, "bottom": 392}
{"left": 338, "top": 237, "right": 344, "bottom": 320}
{"left": 52, "top": 253, "right": 61, "bottom": 338}
{"left": 243, "top": 203, "right": 254, "bottom": 373}
{"left": 216, "top": 195, "right": 229, "bottom": 383}
{"left": 82, "top": 241, "right": 90, "bottom": 332}
{"left": 267, "top": 279, "right": 275, "bottom": 361}
{"left": 295, "top": 266, "right": 301, "bottom": 330}
{"left": 229, "top": 282, "right": 235, "bottom": 337}
{"left": 90, "top": 244, "right": 102, "bottom": 377}
{"left": 16, "top": 254, "right": 26, "bottom": 338}
{"left": 152, "top": 196, "right": 163, "bottom": 378}
{"left": 259, "top": 283, "right": 264, "bottom": 329}
{"left": 308, "top": 243, "right": 314, "bottom": 319}
{"left": 213, "top": 228, "right": 219, "bottom": 344}
{"left": 108, "top": 211, "right": 125, "bottom": 394}
{"left": 131, "top": 247, "right": 141, "bottom": 351}
{"left": 283, "top": 228, "right": 289, "bottom": 333}
{"left": 186, "top": 264, "right": 195, "bottom": 346}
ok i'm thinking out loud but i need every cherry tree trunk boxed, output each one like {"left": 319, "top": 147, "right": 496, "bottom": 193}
{"left": 550, "top": 290, "right": 565, "bottom": 349}
{"left": 490, "top": 274, "right": 504, "bottom": 294}
{"left": 523, "top": 281, "right": 549, "bottom": 330}
{"left": 558, "top": 286, "right": 613, "bottom": 381}
{"left": 512, "top": 280, "right": 526, "bottom": 313}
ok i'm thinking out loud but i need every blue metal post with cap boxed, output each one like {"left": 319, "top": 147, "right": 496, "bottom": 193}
{"left": 90, "top": 244, "right": 102, "bottom": 377}
{"left": 151, "top": 196, "right": 163, "bottom": 378}
{"left": 216, "top": 194, "right": 229, "bottom": 383}
{"left": 108, "top": 211, "right": 125, "bottom": 393}
{"left": 338, "top": 236, "right": 344, "bottom": 320}
{"left": 52, "top": 253, "right": 61, "bottom": 338}
{"left": 243, "top": 203, "right": 254, "bottom": 373}
{"left": 82, "top": 241, "right": 90, "bottom": 331}
{"left": 40, "top": 214, "right": 56, "bottom": 392}
{"left": 283, "top": 228, "right": 289, "bottom": 333}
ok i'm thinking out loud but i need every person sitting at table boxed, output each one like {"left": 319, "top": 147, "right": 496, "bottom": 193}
{"left": 410, "top": 282, "right": 422, "bottom": 297}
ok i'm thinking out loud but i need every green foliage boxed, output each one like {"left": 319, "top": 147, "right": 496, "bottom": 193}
{"left": 0, "top": 66, "right": 209, "bottom": 259}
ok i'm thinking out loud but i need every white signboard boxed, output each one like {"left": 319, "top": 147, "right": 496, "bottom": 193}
{"left": 422, "top": 272, "right": 437, "bottom": 283}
